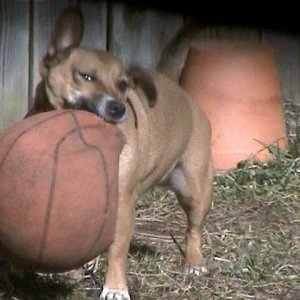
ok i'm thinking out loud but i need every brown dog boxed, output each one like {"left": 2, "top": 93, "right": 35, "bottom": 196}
{"left": 27, "top": 7, "right": 213, "bottom": 300}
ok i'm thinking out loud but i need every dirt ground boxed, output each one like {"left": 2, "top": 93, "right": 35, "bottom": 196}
{"left": 0, "top": 102, "right": 299, "bottom": 300}
{"left": 1, "top": 152, "right": 299, "bottom": 299}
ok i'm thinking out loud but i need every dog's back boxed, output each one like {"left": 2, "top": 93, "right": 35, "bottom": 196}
{"left": 117, "top": 70, "right": 211, "bottom": 194}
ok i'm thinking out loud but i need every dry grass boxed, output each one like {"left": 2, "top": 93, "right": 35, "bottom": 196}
{"left": 1, "top": 152, "right": 299, "bottom": 300}
{"left": 1, "top": 103, "right": 300, "bottom": 300}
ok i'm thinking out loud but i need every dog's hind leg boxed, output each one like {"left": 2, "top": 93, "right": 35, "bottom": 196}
{"left": 170, "top": 159, "right": 213, "bottom": 274}
{"left": 169, "top": 147, "right": 213, "bottom": 274}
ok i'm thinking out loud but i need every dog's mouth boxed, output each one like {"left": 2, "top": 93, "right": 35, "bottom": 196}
{"left": 63, "top": 95, "right": 127, "bottom": 124}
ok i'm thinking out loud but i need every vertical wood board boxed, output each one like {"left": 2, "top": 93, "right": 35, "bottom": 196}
{"left": 30, "top": 0, "right": 78, "bottom": 108}
{"left": 0, "top": 1, "right": 29, "bottom": 132}
{"left": 262, "top": 31, "right": 300, "bottom": 104}
{"left": 1, "top": 1, "right": 300, "bottom": 134}
{"left": 109, "top": 3, "right": 184, "bottom": 68}
{"left": 157, "top": 23, "right": 262, "bottom": 81}
{"left": 80, "top": 1, "right": 107, "bottom": 50}
{"left": 214, "top": 26, "right": 261, "bottom": 41}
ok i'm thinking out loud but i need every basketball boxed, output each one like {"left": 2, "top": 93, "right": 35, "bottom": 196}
{"left": 0, "top": 110, "right": 125, "bottom": 273}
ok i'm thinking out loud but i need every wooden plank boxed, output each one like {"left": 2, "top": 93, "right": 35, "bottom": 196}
{"left": 30, "top": 0, "right": 78, "bottom": 109}
{"left": 0, "top": 1, "right": 30, "bottom": 132}
{"left": 80, "top": 1, "right": 107, "bottom": 50}
{"left": 262, "top": 31, "right": 300, "bottom": 104}
{"left": 180, "top": 25, "right": 261, "bottom": 41}
{"left": 215, "top": 26, "right": 261, "bottom": 41}
{"left": 157, "top": 23, "right": 261, "bottom": 82}
{"left": 109, "top": 3, "right": 184, "bottom": 69}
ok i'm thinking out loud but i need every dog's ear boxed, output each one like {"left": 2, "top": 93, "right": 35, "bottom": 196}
{"left": 41, "top": 6, "right": 84, "bottom": 71}
{"left": 127, "top": 66, "right": 157, "bottom": 108}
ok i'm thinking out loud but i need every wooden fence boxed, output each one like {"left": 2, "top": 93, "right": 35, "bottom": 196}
{"left": 1, "top": 0, "right": 300, "bottom": 132}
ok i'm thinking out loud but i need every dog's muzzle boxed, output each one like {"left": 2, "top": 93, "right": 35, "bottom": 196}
{"left": 96, "top": 96, "right": 127, "bottom": 123}
{"left": 66, "top": 95, "right": 127, "bottom": 124}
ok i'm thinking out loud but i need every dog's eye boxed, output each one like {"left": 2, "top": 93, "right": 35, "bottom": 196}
{"left": 117, "top": 79, "right": 128, "bottom": 92}
{"left": 80, "top": 72, "right": 94, "bottom": 82}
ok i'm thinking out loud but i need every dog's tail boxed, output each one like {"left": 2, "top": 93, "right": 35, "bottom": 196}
{"left": 156, "top": 21, "right": 204, "bottom": 83}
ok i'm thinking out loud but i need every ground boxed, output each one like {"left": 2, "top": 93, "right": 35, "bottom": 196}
{"left": 0, "top": 103, "right": 299, "bottom": 300}
{"left": 1, "top": 152, "right": 299, "bottom": 300}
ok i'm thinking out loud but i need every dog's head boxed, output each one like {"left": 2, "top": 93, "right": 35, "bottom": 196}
{"left": 32, "top": 7, "right": 157, "bottom": 123}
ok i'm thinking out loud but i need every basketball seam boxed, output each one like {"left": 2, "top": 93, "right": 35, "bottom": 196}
{"left": 0, "top": 111, "right": 71, "bottom": 171}
{"left": 36, "top": 126, "right": 78, "bottom": 270}
{"left": 68, "top": 111, "right": 112, "bottom": 265}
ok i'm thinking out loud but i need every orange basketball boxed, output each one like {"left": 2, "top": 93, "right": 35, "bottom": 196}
{"left": 0, "top": 110, "right": 125, "bottom": 273}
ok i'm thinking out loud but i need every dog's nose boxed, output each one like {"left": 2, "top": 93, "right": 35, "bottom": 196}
{"left": 97, "top": 97, "right": 127, "bottom": 124}
{"left": 105, "top": 100, "right": 126, "bottom": 121}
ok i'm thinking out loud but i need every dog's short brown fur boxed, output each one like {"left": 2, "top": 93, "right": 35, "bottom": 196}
{"left": 27, "top": 7, "right": 213, "bottom": 300}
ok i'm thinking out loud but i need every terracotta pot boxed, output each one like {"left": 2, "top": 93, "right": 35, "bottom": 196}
{"left": 181, "top": 41, "right": 288, "bottom": 170}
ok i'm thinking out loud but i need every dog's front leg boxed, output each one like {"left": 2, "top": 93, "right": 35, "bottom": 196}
{"left": 100, "top": 188, "right": 136, "bottom": 300}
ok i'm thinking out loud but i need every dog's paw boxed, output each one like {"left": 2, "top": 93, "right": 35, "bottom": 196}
{"left": 100, "top": 288, "right": 131, "bottom": 300}
{"left": 185, "top": 266, "right": 209, "bottom": 277}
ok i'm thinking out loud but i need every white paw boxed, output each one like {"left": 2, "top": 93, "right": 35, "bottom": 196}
{"left": 186, "top": 266, "right": 209, "bottom": 276}
{"left": 100, "top": 288, "right": 131, "bottom": 300}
